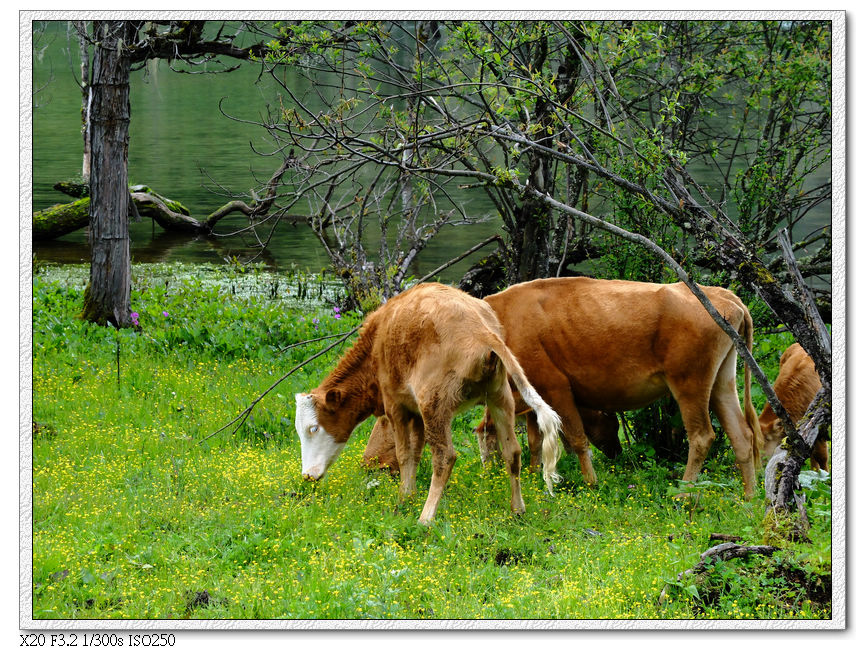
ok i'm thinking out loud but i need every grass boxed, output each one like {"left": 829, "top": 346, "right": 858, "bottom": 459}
{"left": 29, "top": 263, "right": 832, "bottom": 621}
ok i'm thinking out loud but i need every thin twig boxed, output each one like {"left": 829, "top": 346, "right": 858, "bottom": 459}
{"left": 199, "top": 326, "right": 359, "bottom": 445}
{"left": 415, "top": 234, "right": 502, "bottom": 284}
{"left": 277, "top": 331, "right": 351, "bottom": 354}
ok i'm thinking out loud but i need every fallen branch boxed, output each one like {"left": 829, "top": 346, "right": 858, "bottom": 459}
{"left": 707, "top": 533, "right": 743, "bottom": 543}
{"left": 199, "top": 326, "right": 359, "bottom": 445}
{"left": 658, "top": 542, "right": 779, "bottom": 604}
{"left": 35, "top": 158, "right": 299, "bottom": 240}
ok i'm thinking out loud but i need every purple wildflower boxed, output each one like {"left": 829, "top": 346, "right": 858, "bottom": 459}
{"left": 333, "top": 306, "right": 342, "bottom": 319}
{"left": 130, "top": 311, "right": 139, "bottom": 326}
{"left": 162, "top": 311, "right": 169, "bottom": 317}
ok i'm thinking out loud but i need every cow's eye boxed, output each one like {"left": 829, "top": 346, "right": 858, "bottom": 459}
{"left": 309, "top": 425, "right": 319, "bottom": 434}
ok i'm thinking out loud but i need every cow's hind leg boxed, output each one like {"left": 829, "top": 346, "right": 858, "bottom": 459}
{"left": 487, "top": 388, "right": 525, "bottom": 515}
{"left": 710, "top": 355, "right": 757, "bottom": 499}
{"left": 417, "top": 401, "right": 457, "bottom": 525}
{"left": 674, "top": 392, "right": 716, "bottom": 496}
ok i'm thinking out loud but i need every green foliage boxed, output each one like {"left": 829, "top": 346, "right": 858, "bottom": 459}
{"left": 253, "top": 19, "right": 829, "bottom": 304}
{"left": 666, "top": 550, "right": 831, "bottom": 619}
{"left": 30, "top": 264, "right": 830, "bottom": 620}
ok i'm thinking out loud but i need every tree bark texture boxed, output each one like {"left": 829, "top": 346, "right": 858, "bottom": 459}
{"left": 74, "top": 20, "right": 92, "bottom": 181}
{"left": 81, "top": 21, "right": 135, "bottom": 327}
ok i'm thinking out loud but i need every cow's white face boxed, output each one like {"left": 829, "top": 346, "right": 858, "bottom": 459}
{"left": 294, "top": 393, "right": 346, "bottom": 480}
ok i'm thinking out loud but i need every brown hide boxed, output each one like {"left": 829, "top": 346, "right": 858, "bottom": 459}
{"left": 478, "top": 277, "right": 761, "bottom": 498}
{"left": 363, "top": 416, "right": 401, "bottom": 474}
{"left": 300, "top": 282, "right": 561, "bottom": 524}
{"left": 758, "top": 343, "right": 827, "bottom": 471}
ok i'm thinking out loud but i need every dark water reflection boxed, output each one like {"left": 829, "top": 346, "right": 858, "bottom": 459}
{"left": 37, "top": 215, "right": 501, "bottom": 282}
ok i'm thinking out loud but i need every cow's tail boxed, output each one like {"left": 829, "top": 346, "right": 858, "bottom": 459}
{"left": 489, "top": 338, "right": 562, "bottom": 495}
{"left": 740, "top": 304, "right": 763, "bottom": 467}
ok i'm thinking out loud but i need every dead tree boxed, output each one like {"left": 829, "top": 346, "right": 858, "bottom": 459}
{"left": 80, "top": 20, "right": 135, "bottom": 327}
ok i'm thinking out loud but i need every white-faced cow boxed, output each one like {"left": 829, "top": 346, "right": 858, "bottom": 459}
{"left": 475, "top": 277, "right": 762, "bottom": 499}
{"left": 294, "top": 282, "right": 562, "bottom": 525}
{"left": 758, "top": 343, "right": 827, "bottom": 471}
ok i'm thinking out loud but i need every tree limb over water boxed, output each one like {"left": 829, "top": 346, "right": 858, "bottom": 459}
{"left": 34, "top": 158, "right": 300, "bottom": 240}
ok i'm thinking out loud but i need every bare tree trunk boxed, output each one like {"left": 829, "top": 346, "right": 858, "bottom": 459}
{"left": 74, "top": 20, "right": 92, "bottom": 181}
{"left": 81, "top": 20, "right": 134, "bottom": 327}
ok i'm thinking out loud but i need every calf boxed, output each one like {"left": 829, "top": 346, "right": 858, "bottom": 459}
{"left": 294, "top": 283, "right": 562, "bottom": 524}
{"left": 758, "top": 343, "right": 827, "bottom": 471}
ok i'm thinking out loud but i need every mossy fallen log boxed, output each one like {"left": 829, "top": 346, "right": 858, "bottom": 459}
{"left": 33, "top": 185, "right": 239, "bottom": 240}
{"left": 35, "top": 159, "right": 296, "bottom": 241}
{"left": 33, "top": 197, "right": 91, "bottom": 240}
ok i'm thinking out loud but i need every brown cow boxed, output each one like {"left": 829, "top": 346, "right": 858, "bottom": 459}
{"left": 475, "top": 277, "right": 762, "bottom": 499}
{"left": 294, "top": 282, "right": 562, "bottom": 525}
{"left": 362, "top": 406, "right": 622, "bottom": 474}
{"left": 758, "top": 343, "right": 827, "bottom": 471}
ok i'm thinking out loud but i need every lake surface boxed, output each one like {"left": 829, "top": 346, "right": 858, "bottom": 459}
{"left": 30, "top": 21, "right": 830, "bottom": 285}
{"left": 31, "top": 22, "right": 502, "bottom": 280}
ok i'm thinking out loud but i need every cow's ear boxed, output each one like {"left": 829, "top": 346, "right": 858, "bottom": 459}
{"left": 325, "top": 388, "right": 342, "bottom": 408}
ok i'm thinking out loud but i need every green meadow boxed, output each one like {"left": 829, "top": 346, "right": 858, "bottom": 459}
{"left": 30, "top": 264, "right": 832, "bottom": 621}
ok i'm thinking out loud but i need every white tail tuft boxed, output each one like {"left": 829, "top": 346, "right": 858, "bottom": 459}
{"left": 489, "top": 339, "right": 563, "bottom": 495}
{"left": 534, "top": 401, "right": 563, "bottom": 495}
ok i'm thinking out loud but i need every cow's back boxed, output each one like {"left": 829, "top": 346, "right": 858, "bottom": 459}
{"left": 761, "top": 343, "right": 822, "bottom": 425}
{"left": 370, "top": 283, "right": 506, "bottom": 404}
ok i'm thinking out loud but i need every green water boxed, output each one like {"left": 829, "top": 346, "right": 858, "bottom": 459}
{"left": 31, "top": 21, "right": 498, "bottom": 279}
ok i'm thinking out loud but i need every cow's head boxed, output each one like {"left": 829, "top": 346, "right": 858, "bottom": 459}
{"left": 760, "top": 418, "right": 785, "bottom": 463}
{"left": 583, "top": 411, "right": 623, "bottom": 459}
{"left": 294, "top": 391, "right": 348, "bottom": 481}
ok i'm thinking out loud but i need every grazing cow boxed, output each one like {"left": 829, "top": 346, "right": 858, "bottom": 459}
{"left": 475, "top": 277, "right": 762, "bottom": 499}
{"left": 758, "top": 343, "right": 827, "bottom": 471}
{"left": 294, "top": 282, "right": 562, "bottom": 525}
{"left": 362, "top": 406, "right": 621, "bottom": 474}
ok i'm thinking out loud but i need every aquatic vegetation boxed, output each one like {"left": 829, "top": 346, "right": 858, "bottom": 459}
{"left": 30, "top": 264, "right": 831, "bottom": 621}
